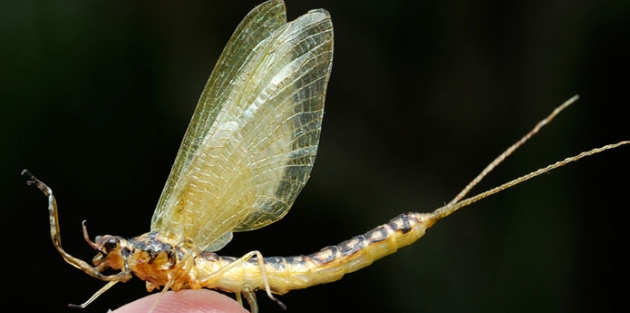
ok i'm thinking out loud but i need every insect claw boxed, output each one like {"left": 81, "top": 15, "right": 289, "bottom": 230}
{"left": 22, "top": 169, "right": 54, "bottom": 196}
{"left": 274, "top": 298, "right": 287, "bottom": 311}
{"left": 21, "top": 169, "right": 36, "bottom": 185}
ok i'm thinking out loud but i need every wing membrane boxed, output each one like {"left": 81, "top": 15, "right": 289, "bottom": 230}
{"left": 151, "top": 0, "right": 334, "bottom": 253}
{"left": 232, "top": 15, "right": 334, "bottom": 232}
{"left": 151, "top": 0, "right": 286, "bottom": 234}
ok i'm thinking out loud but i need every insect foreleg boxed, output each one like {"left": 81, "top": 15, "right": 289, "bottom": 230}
{"left": 22, "top": 170, "right": 133, "bottom": 283}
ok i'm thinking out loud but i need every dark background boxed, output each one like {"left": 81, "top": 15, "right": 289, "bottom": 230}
{"left": 2, "top": 0, "right": 629, "bottom": 312}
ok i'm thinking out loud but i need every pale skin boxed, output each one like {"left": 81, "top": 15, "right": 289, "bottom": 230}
{"left": 113, "top": 290, "right": 247, "bottom": 313}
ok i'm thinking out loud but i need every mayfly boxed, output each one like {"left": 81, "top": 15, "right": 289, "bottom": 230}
{"left": 24, "top": 0, "right": 629, "bottom": 312}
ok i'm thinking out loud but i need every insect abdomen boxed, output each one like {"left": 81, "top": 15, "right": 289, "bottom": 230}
{"left": 265, "top": 212, "right": 433, "bottom": 293}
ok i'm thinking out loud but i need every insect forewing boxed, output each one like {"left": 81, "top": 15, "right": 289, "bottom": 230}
{"left": 151, "top": 0, "right": 287, "bottom": 250}
{"left": 151, "top": 0, "right": 333, "bottom": 253}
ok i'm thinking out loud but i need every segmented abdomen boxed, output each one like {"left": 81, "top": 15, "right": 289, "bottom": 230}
{"left": 201, "top": 212, "right": 434, "bottom": 294}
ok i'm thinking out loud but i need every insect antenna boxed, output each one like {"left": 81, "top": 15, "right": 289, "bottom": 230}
{"left": 81, "top": 220, "right": 100, "bottom": 251}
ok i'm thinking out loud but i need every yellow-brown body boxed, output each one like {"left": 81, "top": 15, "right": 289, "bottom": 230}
{"left": 103, "top": 212, "right": 433, "bottom": 296}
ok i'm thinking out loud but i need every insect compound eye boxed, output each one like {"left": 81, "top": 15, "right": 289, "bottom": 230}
{"left": 102, "top": 237, "right": 119, "bottom": 253}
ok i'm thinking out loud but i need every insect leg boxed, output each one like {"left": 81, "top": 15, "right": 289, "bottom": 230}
{"left": 250, "top": 251, "right": 287, "bottom": 310}
{"left": 163, "top": 249, "right": 196, "bottom": 292}
{"left": 67, "top": 281, "right": 118, "bottom": 309}
{"left": 197, "top": 251, "right": 285, "bottom": 310}
{"left": 23, "top": 170, "right": 133, "bottom": 283}
{"left": 241, "top": 291, "right": 258, "bottom": 313}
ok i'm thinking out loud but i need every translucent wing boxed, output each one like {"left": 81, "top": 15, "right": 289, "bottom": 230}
{"left": 151, "top": 0, "right": 334, "bottom": 253}
{"left": 151, "top": 0, "right": 286, "bottom": 233}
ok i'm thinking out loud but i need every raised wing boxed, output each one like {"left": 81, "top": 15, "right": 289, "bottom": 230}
{"left": 150, "top": 0, "right": 286, "bottom": 234}
{"left": 151, "top": 0, "right": 334, "bottom": 253}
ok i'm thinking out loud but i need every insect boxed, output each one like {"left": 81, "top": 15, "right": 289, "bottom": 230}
{"left": 24, "top": 0, "right": 629, "bottom": 312}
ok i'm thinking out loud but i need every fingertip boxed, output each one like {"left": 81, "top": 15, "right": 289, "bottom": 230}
{"left": 112, "top": 289, "right": 249, "bottom": 313}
